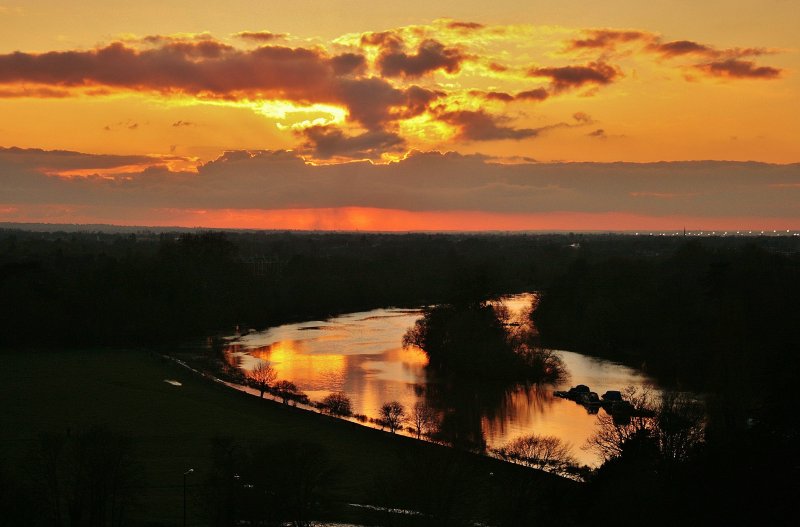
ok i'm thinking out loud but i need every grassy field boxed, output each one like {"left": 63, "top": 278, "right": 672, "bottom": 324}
{"left": 0, "top": 348, "right": 576, "bottom": 526}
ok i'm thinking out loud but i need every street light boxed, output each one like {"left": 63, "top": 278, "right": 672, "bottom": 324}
{"left": 183, "top": 468, "right": 194, "bottom": 527}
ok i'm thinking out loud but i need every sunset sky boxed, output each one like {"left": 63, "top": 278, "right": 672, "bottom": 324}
{"left": 1, "top": 0, "right": 798, "bottom": 230}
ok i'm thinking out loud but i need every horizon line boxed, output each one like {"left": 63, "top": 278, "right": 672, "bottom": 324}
{"left": 2, "top": 221, "right": 798, "bottom": 237}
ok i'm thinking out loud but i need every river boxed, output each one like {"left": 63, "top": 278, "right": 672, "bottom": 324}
{"left": 223, "top": 294, "right": 657, "bottom": 466}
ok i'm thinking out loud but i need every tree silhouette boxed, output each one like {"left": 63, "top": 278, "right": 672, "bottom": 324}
{"left": 379, "top": 401, "right": 407, "bottom": 434}
{"left": 321, "top": 392, "right": 352, "bottom": 417}
{"left": 493, "top": 434, "right": 578, "bottom": 477}
{"left": 585, "top": 386, "right": 704, "bottom": 463}
{"left": 246, "top": 362, "right": 277, "bottom": 398}
{"left": 272, "top": 380, "right": 303, "bottom": 405}
{"left": 404, "top": 300, "right": 564, "bottom": 382}
{"left": 410, "top": 400, "right": 438, "bottom": 439}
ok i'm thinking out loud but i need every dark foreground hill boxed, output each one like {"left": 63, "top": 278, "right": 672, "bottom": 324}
{"left": 0, "top": 348, "right": 576, "bottom": 526}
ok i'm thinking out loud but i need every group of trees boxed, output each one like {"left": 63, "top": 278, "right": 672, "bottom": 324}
{"left": 272, "top": 380, "right": 304, "bottom": 405}
{"left": 403, "top": 300, "right": 564, "bottom": 382}
{"left": 533, "top": 241, "right": 800, "bottom": 396}
{"left": 245, "top": 362, "right": 277, "bottom": 398}
{"left": 533, "top": 241, "right": 800, "bottom": 525}
{"left": 4, "top": 227, "right": 794, "bottom": 358}
{"left": 0, "top": 229, "right": 584, "bottom": 347}
{"left": 219, "top": 348, "right": 515, "bottom": 451}
{"left": 492, "top": 434, "right": 580, "bottom": 478}
{"left": 584, "top": 387, "right": 704, "bottom": 464}
{"left": 315, "top": 394, "right": 442, "bottom": 439}
{"left": 572, "top": 386, "right": 718, "bottom": 525}
{"left": 241, "top": 362, "right": 309, "bottom": 406}
{"left": 240, "top": 364, "right": 441, "bottom": 440}
{"left": 319, "top": 392, "right": 352, "bottom": 417}
{"left": 400, "top": 294, "right": 567, "bottom": 450}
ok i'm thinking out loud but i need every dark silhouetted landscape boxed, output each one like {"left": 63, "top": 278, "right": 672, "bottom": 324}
{"left": 1, "top": 227, "right": 798, "bottom": 525}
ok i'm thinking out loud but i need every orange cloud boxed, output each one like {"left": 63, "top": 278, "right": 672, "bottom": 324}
{"left": 376, "top": 39, "right": 468, "bottom": 78}
{"left": 300, "top": 126, "right": 406, "bottom": 160}
{"left": 587, "top": 128, "right": 607, "bottom": 139}
{"left": 470, "top": 90, "right": 514, "bottom": 102}
{"left": 569, "top": 29, "right": 651, "bottom": 50}
{"left": 0, "top": 86, "right": 71, "bottom": 98}
{"left": 515, "top": 88, "right": 550, "bottom": 101}
{"left": 234, "top": 30, "right": 288, "bottom": 42}
{"left": 471, "top": 88, "right": 550, "bottom": 103}
{"left": 0, "top": 42, "right": 341, "bottom": 98}
{"left": 0, "top": 22, "right": 788, "bottom": 163}
{"left": 528, "top": 61, "right": 621, "bottom": 92}
{"left": 436, "top": 110, "right": 541, "bottom": 141}
{"left": 445, "top": 21, "right": 485, "bottom": 31}
{"left": 0, "top": 40, "right": 445, "bottom": 144}
{"left": 566, "top": 28, "right": 782, "bottom": 80}
{"left": 695, "top": 59, "right": 782, "bottom": 79}
{"left": 332, "top": 78, "right": 442, "bottom": 130}
{"left": 647, "top": 39, "right": 716, "bottom": 58}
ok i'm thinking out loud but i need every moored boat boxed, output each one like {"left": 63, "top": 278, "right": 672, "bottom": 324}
{"left": 554, "top": 384, "right": 591, "bottom": 401}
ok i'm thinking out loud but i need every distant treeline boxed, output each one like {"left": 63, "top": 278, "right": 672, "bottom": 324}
{"left": 0, "top": 229, "right": 570, "bottom": 347}
{"left": 534, "top": 240, "right": 800, "bottom": 390}
{"left": 1, "top": 228, "right": 797, "bottom": 350}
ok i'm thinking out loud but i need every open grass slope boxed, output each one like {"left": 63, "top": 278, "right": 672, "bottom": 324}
{"left": 0, "top": 349, "right": 576, "bottom": 526}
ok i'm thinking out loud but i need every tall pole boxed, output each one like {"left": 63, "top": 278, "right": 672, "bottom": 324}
{"left": 183, "top": 468, "right": 194, "bottom": 527}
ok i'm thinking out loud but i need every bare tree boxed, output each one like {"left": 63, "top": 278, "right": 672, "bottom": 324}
{"left": 379, "top": 401, "right": 407, "bottom": 434}
{"left": 272, "top": 380, "right": 303, "bottom": 405}
{"left": 247, "top": 362, "right": 277, "bottom": 398}
{"left": 321, "top": 392, "right": 352, "bottom": 417}
{"left": 410, "top": 400, "right": 438, "bottom": 439}
{"left": 585, "top": 412, "right": 653, "bottom": 461}
{"left": 585, "top": 386, "right": 657, "bottom": 461}
{"left": 585, "top": 386, "right": 704, "bottom": 463}
{"left": 493, "top": 434, "right": 578, "bottom": 476}
{"left": 654, "top": 391, "right": 705, "bottom": 463}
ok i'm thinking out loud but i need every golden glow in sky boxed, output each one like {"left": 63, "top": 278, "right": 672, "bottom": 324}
{"left": 0, "top": 1, "right": 798, "bottom": 230}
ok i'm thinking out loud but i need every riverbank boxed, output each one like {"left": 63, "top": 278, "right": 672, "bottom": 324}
{"left": 0, "top": 348, "right": 577, "bottom": 526}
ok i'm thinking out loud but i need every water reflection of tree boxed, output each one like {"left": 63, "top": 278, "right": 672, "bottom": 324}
{"left": 417, "top": 377, "right": 561, "bottom": 452}
{"left": 219, "top": 343, "right": 243, "bottom": 370}
{"left": 203, "top": 337, "right": 244, "bottom": 382}
{"left": 481, "top": 383, "right": 558, "bottom": 438}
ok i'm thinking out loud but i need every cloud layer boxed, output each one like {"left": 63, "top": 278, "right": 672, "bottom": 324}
{"left": 2, "top": 148, "right": 798, "bottom": 228}
{"left": 0, "top": 20, "right": 786, "bottom": 162}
